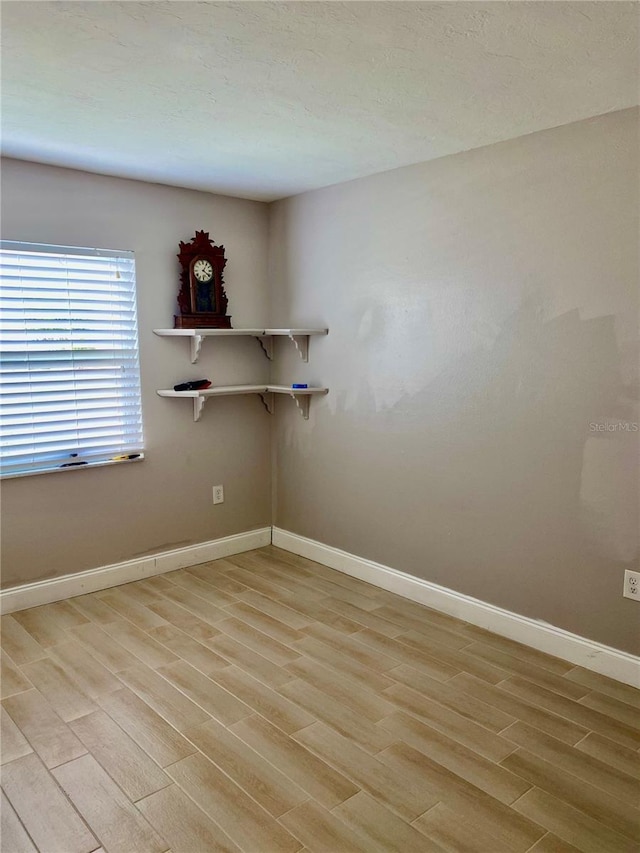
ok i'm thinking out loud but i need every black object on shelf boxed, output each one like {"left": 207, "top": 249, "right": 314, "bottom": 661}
{"left": 173, "top": 379, "right": 212, "bottom": 392}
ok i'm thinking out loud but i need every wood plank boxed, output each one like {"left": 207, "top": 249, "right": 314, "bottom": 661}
{"left": 19, "top": 657, "right": 96, "bottom": 721}
{"left": 97, "top": 687, "right": 196, "bottom": 767}
{"left": 394, "top": 630, "right": 510, "bottom": 684}
{"left": 136, "top": 784, "right": 242, "bottom": 853}
{"left": 235, "top": 589, "right": 314, "bottom": 629}
{"left": 48, "top": 640, "right": 122, "bottom": 697}
{"left": 501, "top": 748, "right": 640, "bottom": 843}
{"left": 331, "top": 791, "right": 444, "bottom": 852}
{"left": 386, "top": 663, "right": 515, "bottom": 732}
{"left": 564, "top": 667, "right": 640, "bottom": 709}
{"left": 146, "top": 598, "right": 220, "bottom": 642}
{"left": 503, "top": 721, "right": 640, "bottom": 806}
{"left": 98, "top": 589, "right": 168, "bottom": 631}
{"left": 286, "top": 656, "right": 395, "bottom": 724}
{"left": 185, "top": 561, "right": 251, "bottom": 594}
{"left": 457, "top": 625, "right": 575, "bottom": 675}
{"left": 70, "top": 622, "right": 139, "bottom": 672}
{"left": 67, "top": 592, "right": 124, "bottom": 624}
{"left": 448, "top": 672, "right": 588, "bottom": 745}
{"left": 293, "top": 722, "right": 439, "bottom": 821}
{"left": 216, "top": 617, "right": 300, "bottom": 666}
{"left": 205, "top": 632, "right": 296, "bottom": 687}
{"left": 0, "top": 790, "right": 38, "bottom": 853}
{"left": 162, "top": 570, "right": 237, "bottom": 607}
{"left": 321, "top": 598, "right": 405, "bottom": 638}
{"left": 224, "top": 565, "right": 322, "bottom": 604}
{"left": 0, "top": 704, "right": 32, "bottom": 764}
{"left": 0, "top": 650, "right": 32, "bottom": 698}
{"left": 279, "top": 800, "right": 370, "bottom": 853}
{"left": 370, "top": 590, "right": 471, "bottom": 635}
{"left": 373, "top": 604, "right": 472, "bottom": 648}
{"left": 149, "top": 624, "right": 229, "bottom": 674}
{"left": 100, "top": 620, "right": 179, "bottom": 668}
{"left": 499, "top": 676, "right": 640, "bottom": 750}
{"left": 42, "top": 600, "right": 90, "bottom": 629}
{"left": 208, "top": 664, "right": 314, "bottom": 733}
{"left": 264, "top": 585, "right": 364, "bottom": 633}
{"left": 12, "top": 602, "right": 87, "bottom": 646}
{"left": 3, "top": 688, "right": 86, "bottom": 768}
{"left": 158, "top": 584, "right": 227, "bottom": 626}
{"left": 224, "top": 601, "right": 304, "bottom": 645}
{"left": 353, "top": 628, "right": 461, "bottom": 681}
{"left": 302, "top": 623, "right": 399, "bottom": 672}
{"left": 1, "top": 753, "right": 97, "bottom": 853}
{"left": 280, "top": 678, "right": 395, "bottom": 753}
{"left": 415, "top": 802, "right": 516, "bottom": 853}
{"left": 231, "top": 569, "right": 339, "bottom": 623}
{"left": 70, "top": 710, "right": 171, "bottom": 801}
{"left": 118, "top": 664, "right": 209, "bottom": 731}
{"left": 53, "top": 753, "right": 168, "bottom": 853}
{"left": 166, "top": 751, "right": 302, "bottom": 852}
{"left": 296, "top": 605, "right": 364, "bottom": 635}
{"left": 378, "top": 741, "right": 545, "bottom": 852}
{"left": 580, "top": 689, "right": 640, "bottom": 729}
{"left": 139, "top": 574, "right": 178, "bottom": 596}
{"left": 513, "top": 786, "right": 638, "bottom": 853}
{"left": 527, "top": 832, "right": 583, "bottom": 852}
{"left": 382, "top": 683, "right": 515, "bottom": 762}
{"left": 290, "top": 634, "right": 395, "bottom": 693}
{"left": 117, "top": 580, "right": 168, "bottom": 606}
{"left": 157, "top": 661, "right": 253, "bottom": 725}
{"left": 0, "top": 614, "right": 47, "bottom": 664}
{"left": 227, "top": 552, "right": 318, "bottom": 587}
{"left": 264, "top": 565, "right": 380, "bottom": 610}
{"left": 462, "top": 642, "right": 591, "bottom": 699}
{"left": 379, "top": 711, "right": 527, "bottom": 804}
{"left": 230, "top": 714, "right": 358, "bottom": 809}
{"left": 575, "top": 731, "right": 640, "bottom": 780}
{"left": 184, "top": 716, "right": 308, "bottom": 817}
{"left": 265, "top": 549, "right": 383, "bottom": 600}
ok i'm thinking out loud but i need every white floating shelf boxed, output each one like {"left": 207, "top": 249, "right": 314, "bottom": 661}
{"left": 153, "top": 328, "right": 328, "bottom": 363}
{"left": 157, "top": 384, "right": 328, "bottom": 421}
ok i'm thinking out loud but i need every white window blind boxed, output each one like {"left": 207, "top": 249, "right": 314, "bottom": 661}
{"left": 0, "top": 241, "right": 144, "bottom": 478}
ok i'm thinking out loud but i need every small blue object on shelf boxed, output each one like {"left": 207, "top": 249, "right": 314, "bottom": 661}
{"left": 292, "top": 383, "right": 308, "bottom": 389}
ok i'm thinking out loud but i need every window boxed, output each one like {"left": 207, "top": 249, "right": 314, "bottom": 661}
{"left": 0, "top": 241, "right": 144, "bottom": 478}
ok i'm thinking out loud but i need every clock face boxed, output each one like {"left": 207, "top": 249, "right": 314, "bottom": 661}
{"left": 193, "top": 258, "right": 214, "bottom": 282}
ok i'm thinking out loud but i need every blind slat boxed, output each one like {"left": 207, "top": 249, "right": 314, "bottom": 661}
{"left": 0, "top": 241, "right": 144, "bottom": 478}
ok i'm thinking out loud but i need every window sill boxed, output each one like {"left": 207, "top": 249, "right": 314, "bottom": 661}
{"left": 1, "top": 454, "right": 144, "bottom": 481}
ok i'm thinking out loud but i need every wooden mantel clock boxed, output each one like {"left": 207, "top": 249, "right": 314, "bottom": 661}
{"left": 175, "top": 230, "right": 231, "bottom": 328}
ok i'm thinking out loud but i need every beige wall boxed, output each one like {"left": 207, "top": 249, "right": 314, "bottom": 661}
{"left": 269, "top": 108, "right": 640, "bottom": 654}
{"left": 1, "top": 159, "right": 271, "bottom": 586}
{"left": 3, "top": 111, "right": 638, "bottom": 655}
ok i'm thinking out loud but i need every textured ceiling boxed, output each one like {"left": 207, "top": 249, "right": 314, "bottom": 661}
{"left": 1, "top": 1, "right": 637, "bottom": 201}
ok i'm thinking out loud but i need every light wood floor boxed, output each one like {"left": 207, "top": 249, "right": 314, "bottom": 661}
{"left": 1, "top": 546, "right": 639, "bottom": 853}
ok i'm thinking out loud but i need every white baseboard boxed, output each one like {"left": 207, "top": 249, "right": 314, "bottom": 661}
{"left": 273, "top": 527, "right": 640, "bottom": 689}
{"left": 0, "top": 527, "right": 272, "bottom": 615}
{"left": 3, "top": 523, "right": 637, "bottom": 688}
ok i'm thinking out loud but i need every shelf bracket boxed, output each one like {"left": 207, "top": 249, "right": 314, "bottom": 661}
{"left": 193, "top": 396, "right": 206, "bottom": 422}
{"left": 289, "top": 334, "right": 309, "bottom": 362}
{"left": 190, "top": 334, "right": 203, "bottom": 364}
{"left": 292, "top": 393, "right": 311, "bottom": 420}
{"left": 256, "top": 335, "right": 273, "bottom": 360}
{"left": 258, "top": 392, "right": 274, "bottom": 415}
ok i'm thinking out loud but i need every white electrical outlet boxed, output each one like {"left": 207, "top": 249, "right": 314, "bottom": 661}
{"left": 212, "top": 485, "right": 224, "bottom": 505}
{"left": 623, "top": 570, "right": 640, "bottom": 601}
